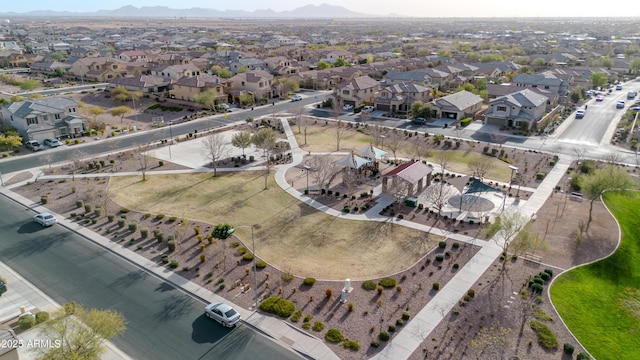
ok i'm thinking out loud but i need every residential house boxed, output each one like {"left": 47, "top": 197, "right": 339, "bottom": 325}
{"left": 109, "top": 74, "right": 171, "bottom": 94}
{"left": 0, "top": 97, "right": 88, "bottom": 141}
{"left": 332, "top": 75, "right": 380, "bottom": 109}
{"left": 373, "top": 82, "right": 431, "bottom": 114}
{"left": 324, "top": 50, "right": 355, "bottom": 65}
{"left": 229, "top": 58, "right": 266, "bottom": 74}
{"left": 169, "top": 74, "right": 230, "bottom": 105}
{"left": 150, "top": 63, "right": 200, "bottom": 80}
{"left": 430, "top": 90, "right": 483, "bottom": 120}
{"left": 229, "top": 70, "right": 279, "bottom": 104}
{"left": 512, "top": 73, "right": 568, "bottom": 96}
{"left": 383, "top": 70, "right": 433, "bottom": 87}
{"left": 69, "top": 56, "right": 129, "bottom": 82}
{"left": 117, "top": 50, "right": 149, "bottom": 62}
{"left": 484, "top": 88, "right": 549, "bottom": 130}
{"left": 29, "top": 61, "right": 71, "bottom": 76}
{"left": 487, "top": 84, "right": 558, "bottom": 110}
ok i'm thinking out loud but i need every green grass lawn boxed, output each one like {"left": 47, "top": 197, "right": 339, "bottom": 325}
{"left": 550, "top": 191, "right": 640, "bottom": 359}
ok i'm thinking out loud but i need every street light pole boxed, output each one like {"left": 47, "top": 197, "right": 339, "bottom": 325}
{"left": 303, "top": 165, "right": 310, "bottom": 194}
{"left": 168, "top": 121, "right": 173, "bottom": 159}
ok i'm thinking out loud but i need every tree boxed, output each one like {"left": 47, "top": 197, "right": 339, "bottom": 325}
{"left": 410, "top": 101, "right": 432, "bottom": 119}
{"left": 359, "top": 109, "right": 371, "bottom": 124}
{"left": 50, "top": 52, "right": 66, "bottom": 61}
{"left": 317, "top": 61, "right": 330, "bottom": 70}
{"left": 532, "top": 58, "right": 546, "bottom": 67}
{"left": 10, "top": 95, "right": 26, "bottom": 103}
{"left": 494, "top": 209, "right": 529, "bottom": 269}
{"left": 195, "top": 89, "right": 218, "bottom": 110}
{"left": 600, "top": 56, "right": 613, "bottom": 69}
{"left": 251, "top": 128, "right": 277, "bottom": 189}
{"left": 237, "top": 65, "right": 249, "bottom": 73}
{"left": 0, "top": 134, "right": 22, "bottom": 151}
{"left": 385, "top": 129, "right": 403, "bottom": 161}
{"left": 579, "top": 165, "right": 635, "bottom": 225}
{"left": 239, "top": 93, "right": 254, "bottom": 107}
{"left": 210, "top": 65, "right": 232, "bottom": 78}
{"left": 468, "top": 156, "right": 494, "bottom": 182}
{"left": 334, "top": 120, "right": 347, "bottom": 151}
{"left": 202, "top": 133, "right": 228, "bottom": 177}
{"left": 19, "top": 79, "right": 41, "bottom": 91}
{"left": 631, "top": 58, "right": 640, "bottom": 75}
{"left": 569, "top": 89, "right": 582, "bottom": 103}
{"left": 135, "top": 144, "right": 151, "bottom": 181}
{"left": 333, "top": 58, "right": 348, "bottom": 67}
{"left": 109, "top": 106, "right": 132, "bottom": 124}
{"left": 509, "top": 223, "right": 545, "bottom": 257}
{"left": 422, "top": 181, "right": 457, "bottom": 217}
{"left": 231, "top": 131, "right": 252, "bottom": 156}
{"left": 87, "top": 106, "right": 105, "bottom": 123}
{"left": 38, "top": 303, "right": 126, "bottom": 360}
{"left": 70, "top": 150, "right": 88, "bottom": 182}
{"left": 280, "top": 78, "right": 300, "bottom": 95}
{"left": 309, "top": 155, "right": 337, "bottom": 191}
{"left": 590, "top": 72, "right": 608, "bottom": 89}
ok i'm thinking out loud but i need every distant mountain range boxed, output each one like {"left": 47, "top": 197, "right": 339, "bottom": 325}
{"left": 0, "top": 4, "right": 387, "bottom": 18}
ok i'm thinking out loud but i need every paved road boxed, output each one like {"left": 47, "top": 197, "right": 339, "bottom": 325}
{"left": 0, "top": 195, "right": 302, "bottom": 360}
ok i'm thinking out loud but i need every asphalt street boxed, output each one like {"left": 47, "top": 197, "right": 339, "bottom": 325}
{"left": 0, "top": 195, "right": 302, "bottom": 360}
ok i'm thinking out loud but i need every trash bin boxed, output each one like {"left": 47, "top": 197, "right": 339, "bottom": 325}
{"left": 404, "top": 197, "right": 418, "bottom": 208}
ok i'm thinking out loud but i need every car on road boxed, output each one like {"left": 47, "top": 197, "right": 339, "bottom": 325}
{"left": 33, "top": 212, "right": 57, "bottom": 227}
{"left": 362, "top": 105, "right": 374, "bottom": 113}
{"left": 25, "top": 140, "right": 42, "bottom": 151}
{"left": 291, "top": 95, "right": 303, "bottom": 102}
{"left": 411, "top": 117, "right": 427, "bottom": 125}
{"left": 595, "top": 95, "right": 604, "bottom": 101}
{"left": 575, "top": 109, "right": 585, "bottom": 119}
{"left": 616, "top": 84, "right": 623, "bottom": 90}
{"left": 205, "top": 302, "right": 241, "bottom": 327}
{"left": 343, "top": 104, "right": 354, "bottom": 111}
{"left": 43, "top": 138, "right": 62, "bottom": 147}
{"left": 616, "top": 100, "right": 625, "bottom": 109}
{"left": 0, "top": 279, "right": 6, "bottom": 296}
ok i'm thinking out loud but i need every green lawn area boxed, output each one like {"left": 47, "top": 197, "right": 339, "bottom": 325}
{"left": 109, "top": 172, "right": 438, "bottom": 279}
{"left": 550, "top": 191, "right": 640, "bottom": 359}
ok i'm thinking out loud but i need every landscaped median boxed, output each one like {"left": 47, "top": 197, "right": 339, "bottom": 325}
{"left": 550, "top": 191, "right": 640, "bottom": 360}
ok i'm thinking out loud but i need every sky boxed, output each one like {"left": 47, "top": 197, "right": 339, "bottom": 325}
{"left": 0, "top": 1, "right": 635, "bottom": 18}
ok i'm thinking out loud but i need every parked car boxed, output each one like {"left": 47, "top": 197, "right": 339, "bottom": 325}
{"left": 616, "top": 100, "right": 625, "bottom": 109}
{"left": 33, "top": 212, "right": 57, "bottom": 227}
{"left": 628, "top": 91, "right": 637, "bottom": 99}
{"left": 575, "top": 109, "right": 585, "bottom": 119}
{"left": 204, "top": 302, "right": 241, "bottom": 327}
{"left": 595, "top": 95, "right": 604, "bottom": 102}
{"left": 0, "top": 279, "right": 6, "bottom": 296}
{"left": 342, "top": 104, "right": 354, "bottom": 111}
{"left": 411, "top": 117, "right": 427, "bottom": 125}
{"left": 43, "top": 138, "right": 62, "bottom": 147}
{"left": 25, "top": 140, "right": 42, "bottom": 151}
{"left": 362, "top": 106, "right": 374, "bottom": 113}
{"left": 291, "top": 95, "right": 303, "bottom": 102}
{"left": 616, "top": 84, "right": 623, "bottom": 90}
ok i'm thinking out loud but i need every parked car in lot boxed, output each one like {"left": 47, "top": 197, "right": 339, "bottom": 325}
{"left": 33, "top": 212, "right": 57, "bottom": 227}
{"left": 25, "top": 140, "right": 42, "bottom": 151}
{"left": 411, "top": 117, "right": 427, "bottom": 125}
{"left": 342, "top": 104, "right": 354, "bottom": 111}
{"left": 43, "top": 138, "right": 63, "bottom": 147}
{"left": 362, "top": 106, "right": 374, "bottom": 113}
{"left": 205, "top": 302, "right": 241, "bottom": 327}
{"left": 291, "top": 95, "right": 303, "bottom": 102}
{"left": 575, "top": 109, "right": 585, "bottom": 119}
{"left": 616, "top": 100, "right": 625, "bottom": 109}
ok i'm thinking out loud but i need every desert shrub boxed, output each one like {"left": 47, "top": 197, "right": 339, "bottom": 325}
{"left": 117, "top": 218, "right": 125, "bottom": 228}
{"left": 536, "top": 172, "right": 546, "bottom": 180}
{"left": 438, "top": 241, "right": 447, "bottom": 248}
{"left": 155, "top": 214, "right": 165, "bottom": 220}
{"left": 290, "top": 310, "right": 302, "bottom": 323}
{"left": 563, "top": 343, "right": 575, "bottom": 355}
{"left": 343, "top": 339, "right": 360, "bottom": 351}
{"left": 230, "top": 241, "right": 240, "bottom": 247}
{"left": 432, "top": 282, "right": 440, "bottom": 290}
{"left": 530, "top": 320, "right": 558, "bottom": 350}
{"left": 107, "top": 214, "right": 115, "bottom": 222}
{"left": 533, "top": 276, "right": 544, "bottom": 285}
{"left": 543, "top": 268, "right": 554, "bottom": 278}
{"left": 540, "top": 272, "right": 551, "bottom": 281}
{"left": 18, "top": 314, "right": 35, "bottom": 329}
{"left": 140, "top": 228, "right": 149, "bottom": 238}
{"left": 378, "top": 331, "right": 390, "bottom": 341}
{"left": 169, "top": 260, "right": 179, "bottom": 269}
{"left": 242, "top": 253, "right": 254, "bottom": 261}
{"left": 76, "top": 200, "right": 84, "bottom": 208}
{"left": 259, "top": 296, "right": 296, "bottom": 318}
{"left": 576, "top": 352, "right": 591, "bottom": 360}
{"left": 452, "top": 242, "right": 460, "bottom": 249}
{"left": 370, "top": 340, "right": 380, "bottom": 348}
{"left": 467, "top": 289, "right": 475, "bottom": 298}
{"left": 325, "top": 328, "right": 344, "bottom": 343}
{"left": 237, "top": 247, "right": 248, "bottom": 255}
{"left": 347, "top": 302, "right": 354, "bottom": 312}
{"left": 167, "top": 240, "right": 176, "bottom": 252}
{"left": 161, "top": 255, "right": 169, "bottom": 263}
{"left": 84, "top": 204, "right": 92, "bottom": 213}
{"left": 453, "top": 263, "right": 460, "bottom": 269}
{"left": 35, "top": 311, "right": 50, "bottom": 324}
{"left": 155, "top": 232, "right": 164, "bottom": 242}
{"left": 379, "top": 277, "right": 397, "bottom": 288}
{"left": 388, "top": 324, "right": 396, "bottom": 332}
{"left": 200, "top": 254, "right": 206, "bottom": 263}
{"left": 325, "top": 288, "right": 333, "bottom": 298}
{"left": 120, "top": 208, "right": 130, "bottom": 213}
{"left": 255, "top": 260, "right": 267, "bottom": 269}
{"left": 168, "top": 216, "right": 178, "bottom": 222}
{"left": 531, "top": 283, "right": 543, "bottom": 293}
{"left": 312, "top": 321, "right": 325, "bottom": 332}
{"left": 362, "top": 280, "right": 377, "bottom": 290}
{"left": 303, "top": 277, "right": 316, "bottom": 286}
{"left": 435, "top": 254, "right": 444, "bottom": 261}
{"left": 402, "top": 311, "right": 410, "bottom": 320}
